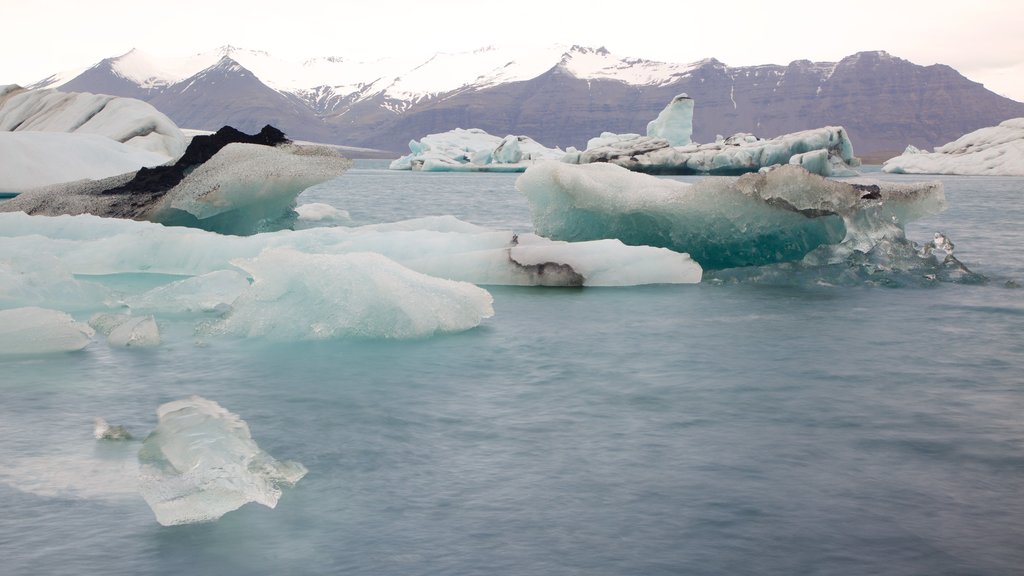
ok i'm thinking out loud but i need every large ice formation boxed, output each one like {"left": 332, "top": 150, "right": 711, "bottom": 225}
{"left": 882, "top": 118, "right": 1024, "bottom": 176}
{"left": 201, "top": 248, "right": 496, "bottom": 340}
{"left": 0, "top": 208, "right": 698, "bottom": 345}
{"left": 0, "top": 307, "right": 95, "bottom": 355}
{"left": 0, "top": 85, "right": 187, "bottom": 191}
{"left": 565, "top": 126, "right": 859, "bottom": 176}
{"left": 389, "top": 128, "right": 564, "bottom": 171}
{"left": 137, "top": 396, "right": 307, "bottom": 526}
{"left": 0, "top": 126, "right": 353, "bottom": 235}
{"left": 0, "top": 132, "right": 173, "bottom": 193}
{"left": 517, "top": 162, "right": 946, "bottom": 270}
{"left": 562, "top": 94, "right": 859, "bottom": 176}
{"left": 646, "top": 93, "right": 694, "bottom": 146}
{"left": 0, "top": 85, "right": 186, "bottom": 158}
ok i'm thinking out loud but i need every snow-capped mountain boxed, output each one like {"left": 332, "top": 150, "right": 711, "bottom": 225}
{"left": 35, "top": 45, "right": 1024, "bottom": 156}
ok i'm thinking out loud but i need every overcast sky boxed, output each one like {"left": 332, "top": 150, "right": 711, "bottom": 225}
{"left": 3, "top": 0, "right": 1022, "bottom": 100}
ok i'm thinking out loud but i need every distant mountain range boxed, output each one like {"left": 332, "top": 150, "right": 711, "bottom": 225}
{"left": 32, "top": 45, "right": 1024, "bottom": 158}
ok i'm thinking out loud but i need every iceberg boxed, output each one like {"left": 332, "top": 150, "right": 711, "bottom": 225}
{"left": 0, "top": 85, "right": 186, "bottom": 159}
{"left": 563, "top": 95, "right": 859, "bottom": 176}
{"left": 0, "top": 126, "right": 353, "bottom": 235}
{"left": 0, "top": 86, "right": 187, "bottom": 191}
{"left": 516, "top": 162, "right": 945, "bottom": 270}
{"left": 0, "top": 307, "right": 95, "bottom": 355}
{"left": 200, "top": 248, "right": 495, "bottom": 340}
{"left": 0, "top": 132, "right": 173, "bottom": 193}
{"left": 565, "top": 126, "right": 859, "bottom": 177}
{"left": 389, "top": 128, "right": 564, "bottom": 172}
{"left": 646, "top": 93, "right": 694, "bottom": 146}
{"left": 882, "top": 118, "right": 1024, "bottom": 176}
{"left": 0, "top": 211, "right": 700, "bottom": 288}
{"left": 137, "top": 396, "right": 307, "bottom": 526}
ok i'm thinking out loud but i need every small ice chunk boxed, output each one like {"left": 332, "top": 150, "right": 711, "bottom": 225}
{"left": 0, "top": 307, "right": 94, "bottom": 355}
{"left": 94, "top": 417, "right": 132, "bottom": 440}
{"left": 920, "top": 232, "right": 955, "bottom": 256}
{"left": 137, "top": 396, "right": 307, "bottom": 526}
{"left": 89, "top": 313, "right": 161, "bottom": 348}
{"left": 294, "top": 202, "right": 353, "bottom": 227}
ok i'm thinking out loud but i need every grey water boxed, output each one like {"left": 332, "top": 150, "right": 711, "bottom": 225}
{"left": 2, "top": 162, "right": 1023, "bottom": 575}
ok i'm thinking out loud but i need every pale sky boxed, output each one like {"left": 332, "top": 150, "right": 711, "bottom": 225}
{"left": 3, "top": 0, "right": 1023, "bottom": 100}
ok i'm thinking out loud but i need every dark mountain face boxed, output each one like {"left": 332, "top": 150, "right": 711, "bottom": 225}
{"left": 52, "top": 51, "right": 1024, "bottom": 156}
{"left": 145, "top": 57, "right": 335, "bottom": 144}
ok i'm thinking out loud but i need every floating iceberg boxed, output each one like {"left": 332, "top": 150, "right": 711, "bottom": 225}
{"left": 0, "top": 211, "right": 700, "bottom": 288}
{"left": 137, "top": 396, "right": 307, "bottom": 526}
{"left": 0, "top": 126, "right": 353, "bottom": 235}
{"left": 201, "top": 248, "right": 496, "bottom": 340}
{"left": 0, "top": 206, "right": 701, "bottom": 344}
{"left": 0, "top": 132, "right": 174, "bottom": 193}
{"left": 565, "top": 126, "right": 859, "bottom": 176}
{"left": 882, "top": 118, "right": 1024, "bottom": 176}
{"left": 0, "top": 85, "right": 186, "bottom": 159}
{"left": 563, "top": 94, "right": 859, "bottom": 176}
{"left": 0, "top": 307, "right": 95, "bottom": 355}
{"left": 517, "top": 162, "right": 945, "bottom": 270}
{"left": 0, "top": 85, "right": 187, "bottom": 191}
{"left": 389, "top": 128, "right": 564, "bottom": 172}
{"left": 646, "top": 93, "right": 694, "bottom": 146}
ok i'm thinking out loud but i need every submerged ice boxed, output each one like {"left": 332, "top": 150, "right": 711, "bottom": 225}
{"left": 137, "top": 396, "right": 307, "bottom": 526}
{"left": 517, "top": 162, "right": 946, "bottom": 270}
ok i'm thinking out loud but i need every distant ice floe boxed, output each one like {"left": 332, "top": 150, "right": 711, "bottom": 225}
{"left": 137, "top": 396, "right": 307, "bottom": 526}
{"left": 882, "top": 118, "right": 1024, "bottom": 176}
{"left": 389, "top": 128, "right": 565, "bottom": 171}
{"left": 391, "top": 95, "right": 860, "bottom": 176}
{"left": 580, "top": 93, "right": 859, "bottom": 176}
{"left": 517, "top": 162, "right": 946, "bottom": 270}
{"left": 0, "top": 85, "right": 187, "bottom": 192}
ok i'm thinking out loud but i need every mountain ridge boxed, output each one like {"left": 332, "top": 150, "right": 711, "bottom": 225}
{"left": 37, "top": 45, "right": 1024, "bottom": 156}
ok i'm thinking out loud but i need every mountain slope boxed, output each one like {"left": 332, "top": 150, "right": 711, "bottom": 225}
{"left": 39, "top": 46, "right": 1024, "bottom": 155}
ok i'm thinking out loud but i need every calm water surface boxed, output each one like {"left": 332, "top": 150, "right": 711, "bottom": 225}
{"left": 1, "top": 162, "right": 1022, "bottom": 575}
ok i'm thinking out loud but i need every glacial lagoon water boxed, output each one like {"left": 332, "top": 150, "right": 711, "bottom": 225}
{"left": 1, "top": 161, "right": 1023, "bottom": 575}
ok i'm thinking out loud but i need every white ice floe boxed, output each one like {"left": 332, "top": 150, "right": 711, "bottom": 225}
{"left": 137, "top": 396, "right": 307, "bottom": 526}
{"left": 0, "top": 209, "right": 700, "bottom": 342}
{"left": 516, "top": 161, "right": 945, "bottom": 270}
{"left": 566, "top": 126, "right": 859, "bottom": 176}
{"left": 0, "top": 307, "right": 95, "bottom": 355}
{"left": 563, "top": 94, "right": 860, "bottom": 176}
{"left": 882, "top": 118, "right": 1024, "bottom": 176}
{"left": 201, "top": 248, "right": 495, "bottom": 340}
{"left": 0, "top": 86, "right": 187, "bottom": 191}
{"left": 0, "top": 142, "right": 353, "bottom": 235}
{"left": 0, "top": 132, "right": 173, "bottom": 193}
{"left": 646, "top": 93, "right": 694, "bottom": 146}
{"left": 389, "top": 128, "right": 564, "bottom": 172}
{"left": 0, "top": 211, "right": 701, "bottom": 288}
